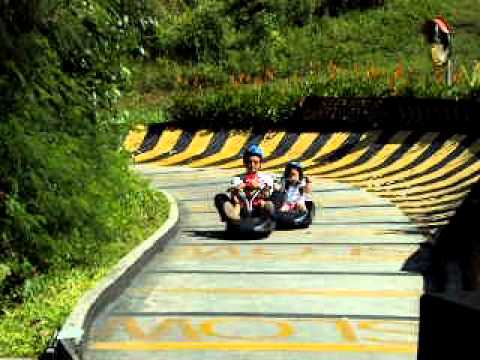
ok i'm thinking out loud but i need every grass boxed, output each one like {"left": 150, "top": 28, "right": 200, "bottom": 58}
{"left": 0, "top": 189, "right": 170, "bottom": 357}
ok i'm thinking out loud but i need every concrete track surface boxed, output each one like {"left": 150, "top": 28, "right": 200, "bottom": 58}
{"left": 84, "top": 127, "right": 480, "bottom": 359}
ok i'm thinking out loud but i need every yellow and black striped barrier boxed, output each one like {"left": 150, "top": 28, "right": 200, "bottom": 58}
{"left": 125, "top": 127, "right": 480, "bottom": 230}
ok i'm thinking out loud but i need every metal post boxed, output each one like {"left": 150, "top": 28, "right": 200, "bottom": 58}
{"left": 446, "top": 32, "right": 454, "bottom": 86}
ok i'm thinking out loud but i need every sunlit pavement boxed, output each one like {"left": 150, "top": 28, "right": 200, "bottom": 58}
{"left": 84, "top": 164, "right": 425, "bottom": 360}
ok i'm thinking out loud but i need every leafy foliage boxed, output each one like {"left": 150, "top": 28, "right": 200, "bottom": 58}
{"left": 115, "top": 0, "right": 480, "bottom": 131}
{"left": 167, "top": 67, "right": 479, "bottom": 130}
{"left": 0, "top": 189, "right": 169, "bottom": 356}
{"left": 152, "top": 0, "right": 227, "bottom": 63}
{"left": 126, "top": 0, "right": 480, "bottom": 96}
{"left": 0, "top": 1, "right": 169, "bottom": 346}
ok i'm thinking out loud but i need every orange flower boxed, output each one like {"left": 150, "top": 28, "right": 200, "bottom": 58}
{"left": 394, "top": 63, "right": 404, "bottom": 80}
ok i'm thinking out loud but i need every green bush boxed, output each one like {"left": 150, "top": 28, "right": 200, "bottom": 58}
{"left": 0, "top": 0, "right": 171, "bottom": 322}
{"left": 226, "top": 0, "right": 325, "bottom": 28}
{"left": 153, "top": 1, "right": 228, "bottom": 63}
{"left": 166, "top": 69, "right": 478, "bottom": 129}
{"left": 0, "top": 188, "right": 170, "bottom": 356}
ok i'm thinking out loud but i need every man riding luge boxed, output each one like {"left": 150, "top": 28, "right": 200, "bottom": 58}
{"left": 214, "top": 144, "right": 275, "bottom": 223}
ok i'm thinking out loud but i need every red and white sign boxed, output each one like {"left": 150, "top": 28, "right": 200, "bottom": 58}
{"left": 434, "top": 16, "right": 453, "bottom": 34}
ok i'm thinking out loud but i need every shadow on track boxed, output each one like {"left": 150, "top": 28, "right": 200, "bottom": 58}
{"left": 188, "top": 230, "right": 269, "bottom": 241}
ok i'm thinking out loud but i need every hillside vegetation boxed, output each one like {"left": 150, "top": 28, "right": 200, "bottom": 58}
{"left": 120, "top": 0, "right": 480, "bottom": 124}
{"left": 0, "top": 1, "right": 169, "bottom": 355}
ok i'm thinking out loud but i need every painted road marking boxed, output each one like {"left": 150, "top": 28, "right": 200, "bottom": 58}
{"left": 160, "top": 244, "right": 417, "bottom": 261}
{"left": 90, "top": 316, "right": 417, "bottom": 353}
{"left": 83, "top": 164, "right": 427, "bottom": 359}
{"left": 153, "top": 130, "right": 215, "bottom": 166}
{"left": 91, "top": 341, "right": 416, "bottom": 353}
{"left": 123, "top": 125, "right": 147, "bottom": 152}
{"left": 149, "top": 244, "right": 418, "bottom": 273}
{"left": 127, "top": 287, "right": 420, "bottom": 298}
{"left": 262, "top": 133, "right": 320, "bottom": 169}
{"left": 338, "top": 133, "right": 439, "bottom": 182}
{"left": 135, "top": 128, "right": 184, "bottom": 163}
{"left": 300, "top": 132, "right": 351, "bottom": 168}
{"left": 189, "top": 131, "right": 252, "bottom": 168}
{"left": 115, "top": 273, "right": 422, "bottom": 317}
{"left": 307, "top": 132, "right": 382, "bottom": 175}
{"left": 321, "top": 132, "right": 412, "bottom": 179}
{"left": 221, "top": 132, "right": 286, "bottom": 169}
{"left": 176, "top": 229, "right": 424, "bottom": 244}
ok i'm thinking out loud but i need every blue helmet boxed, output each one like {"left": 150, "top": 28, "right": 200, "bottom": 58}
{"left": 243, "top": 144, "right": 264, "bottom": 161}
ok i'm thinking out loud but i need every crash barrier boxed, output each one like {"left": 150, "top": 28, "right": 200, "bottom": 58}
{"left": 417, "top": 291, "right": 480, "bottom": 359}
{"left": 125, "top": 125, "right": 480, "bottom": 232}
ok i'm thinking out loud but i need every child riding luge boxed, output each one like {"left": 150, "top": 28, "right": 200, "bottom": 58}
{"left": 273, "top": 162, "right": 313, "bottom": 213}
{"left": 214, "top": 144, "right": 275, "bottom": 222}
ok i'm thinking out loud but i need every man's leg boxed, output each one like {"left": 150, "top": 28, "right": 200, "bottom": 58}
{"left": 224, "top": 201, "right": 241, "bottom": 221}
{"left": 214, "top": 193, "right": 229, "bottom": 222}
{"left": 214, "top": 193, "right": 240, "bottom": 222}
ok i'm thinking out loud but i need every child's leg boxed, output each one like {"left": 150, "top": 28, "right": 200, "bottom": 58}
{"left": 256, "top": 199, "right": 275, "bottom": 216}
{"left": 297, "top": 201, "right": 307, "bottom": 213}
{"left": 261, "top": 200, "right": 275, "bottom": 216}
